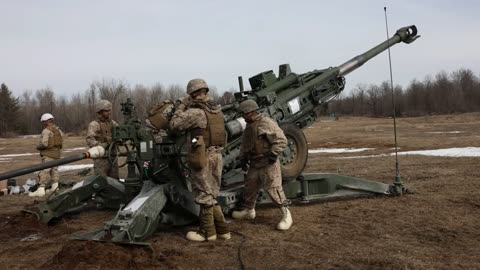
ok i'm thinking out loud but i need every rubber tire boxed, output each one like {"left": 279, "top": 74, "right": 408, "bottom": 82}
{"left": 279, "top": 123, "right": 308, "bottom": 181}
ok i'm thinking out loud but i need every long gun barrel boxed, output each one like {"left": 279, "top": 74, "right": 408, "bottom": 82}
{"left": 338, "top": 25, "right": 419, "bottom": 76}
{"left": 226, "top": 25, "right": 419, "bottom": 130}
{"left": 0, "top": 146, "right": 105, "bottom": 181}
{"left": 221, "top": 25, "right": 419, "bottom": 176}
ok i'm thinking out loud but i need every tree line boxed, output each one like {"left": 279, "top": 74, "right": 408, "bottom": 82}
{"left": 1, "top": 68, "right": 479, "bottom": 136}
{"left": 0, "top": 79, "right": 235, "bottom": 136}
{"left": 328, "top": 68, "right": 480, "bottom": 117}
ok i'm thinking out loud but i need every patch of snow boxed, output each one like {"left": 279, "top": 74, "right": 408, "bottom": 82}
{"left": 65, "top": 147, "right": 87, "bottom": 151}
{"left": 336, "top": 154, "right": 390, "bottom": 159}
{"left": 426, "top": 131, "right": 464, "bottom": 134}
{"left": 336, "top": 147, "right": 480, "bottom": 159}
{"left": 20, "top": 135, "right": 40, "bottom": 139}
{"left": 0, "top": 153, "right": 36, "bottom": 157}
{"left": 398, "top": 147, "right": 480, "bottom": 157}
{"left": 309, "top": 148, "right": 374, "bottom": 154}
{"left": 57, "top": 164, "right": 93, "bottom": 172}
{"left": 0, "top": 157, "right": 12, "bottom": 162}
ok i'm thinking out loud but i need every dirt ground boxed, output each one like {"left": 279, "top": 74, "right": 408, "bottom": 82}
{"left": 1, "top": 113, "right": 479, "bottom": 270}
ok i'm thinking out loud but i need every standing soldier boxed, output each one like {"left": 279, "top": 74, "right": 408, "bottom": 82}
{"left": 86, "top": 100, "right": 119, "bottom": 178}
{"left": 170, "top": 78, "right": 230, "bottom": 242}
{"left": 29, "top": 113, "right": 63, "bottom": 197}
{"left": 232, "top": 100, "right": 293, "bottom": 230}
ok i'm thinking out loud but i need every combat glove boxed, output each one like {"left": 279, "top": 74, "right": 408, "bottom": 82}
{"left": 176, "top": 96, "right": 192, "bottom": 111}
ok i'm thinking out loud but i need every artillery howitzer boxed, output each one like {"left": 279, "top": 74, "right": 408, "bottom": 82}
{"left": 0, "top": 25, "right": 419, "bottom": 245}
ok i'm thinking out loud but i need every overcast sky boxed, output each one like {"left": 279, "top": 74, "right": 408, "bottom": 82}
{"left": 1, "top": 0, "right": 478, "bottom": 98}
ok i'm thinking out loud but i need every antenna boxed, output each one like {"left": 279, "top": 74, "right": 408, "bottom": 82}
{"left": 384, "top": 7, "right": 403, "bottom": 195}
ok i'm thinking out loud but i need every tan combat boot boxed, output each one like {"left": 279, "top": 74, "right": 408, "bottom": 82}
{"left": 29, "top": 186, "right": 46, "bottom": 197}
{"left": 46, "top": 182, "right": 59, "bottom": 195}
{"left": 277, "top": 206, "right": 293, "bottom": 230}
{"left": 186, "top": 206, "right": 217, "bottom": 241}
{"left": 232, "top": 208, "right": 256, "bottom": 220}
{"left": 213, "top": 205, "right": 231, "bottom": 240}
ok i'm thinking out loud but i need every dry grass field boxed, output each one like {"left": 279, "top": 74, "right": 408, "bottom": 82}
{"left": 0, "top": 113, "right": 479, "bottom": 270}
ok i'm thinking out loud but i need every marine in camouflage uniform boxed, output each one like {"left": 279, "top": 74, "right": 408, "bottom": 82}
{"left": 232, "top": 100, "right": 293, "bottom": 230}
{"left": 169, "top": 78, "right": 230, "bottom": 242}
{"left": 29, "top": 113, "right": 63, "bottom": 197}
{"left": 86, "top": 100, "right": 119, "bottom": 179}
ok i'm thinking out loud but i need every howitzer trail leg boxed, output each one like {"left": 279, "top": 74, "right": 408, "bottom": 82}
{"left": 23, "top": 175, "right": 127, "bottom": 223}
{"left": 72, "top": 181, "right": 168, "bottom": 245}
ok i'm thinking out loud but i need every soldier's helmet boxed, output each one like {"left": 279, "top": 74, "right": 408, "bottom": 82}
{"left": 40, "top": 113, "right": 54, "bottom": 122}
{"left": 238, "top": 100, "right": 259, "bottom": 114}
{"left": 186, "top": 79, "right": 209, "bottom": 95}
{"left": 96, "top": 100, "right": 112, "bottom": 113}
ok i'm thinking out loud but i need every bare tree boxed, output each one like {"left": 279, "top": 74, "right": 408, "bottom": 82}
{"left": 19, "top": 90, "right": 37, "bottom": 134}
{"left": 208, "top": 86, "right": 220, "bottom": 104}
{"left": 36, "top": 88, "right": 56, "bottom": 115}
{"left": 86, "top": 84, "right": 97, "bottom": 120}
{"left": 166, "top": 84, "right": 184, "bottom": 101}
{"left": 367, "top": 85, "right": 381, "bottom": 117}
{"left": 149, "top": 83, "right": 165, "bottom": 104}
{"left": 91, "top": 78, "right": 129, "bottom": 121}
{"left": 218, "top": 89, "right": 235, "bottom": 106}
{"left": 451, "top": 69, "right": 479, "bottom": 111}
{"left": 131, "top": 84, "right": 150, "bottom": 120}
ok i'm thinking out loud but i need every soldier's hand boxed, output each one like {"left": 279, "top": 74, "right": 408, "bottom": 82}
{"left": 267, "top": 152, "right": 278, "bottom": 164}
{"left": 182, "top": 95, "right": 192, "bottom": 106}
{"left": 36, "top": 144, "right": 46, "bottom": 151}
{"left": 175, "top": 96, "right": 191, "bottom": 111}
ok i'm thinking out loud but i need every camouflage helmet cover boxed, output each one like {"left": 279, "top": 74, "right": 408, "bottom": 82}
{"left": 96, "top": 100, "right": 112, "bottom": 112}
{"left": 186, "top": 78, "right": 209, "bottom": 95}
{"left": 238, "top": 100, "right": 259, "bottom": 114}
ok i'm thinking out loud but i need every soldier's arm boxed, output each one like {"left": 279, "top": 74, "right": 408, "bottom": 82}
{"left": 261, "top": 120, "right": 288, "bottom": 156}
{"left": 58, "top": 128, "right": 64, "bottom": 149}
{"left": 36, "top": 129, "right": 51, "bottom": 150}
{"left": 239, "top": 138, "right": 247, "bottom": 160}
{"left": 85, "top": 121, "right": 100, "bottom": 147}
{"left": 169, "top": 108, "right": 206, "bottom": 132}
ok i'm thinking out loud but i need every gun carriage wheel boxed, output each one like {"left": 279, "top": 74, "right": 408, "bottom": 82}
{"left": 279, "top": 123, "right": 308, "bottom": 181}
{"left": 108, "top": 140, "right": 131, "bottom": 168}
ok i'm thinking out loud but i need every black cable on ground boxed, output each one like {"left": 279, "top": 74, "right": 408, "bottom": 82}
{"left": 231, "top": 231, "right": 247, "bottom": 270}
